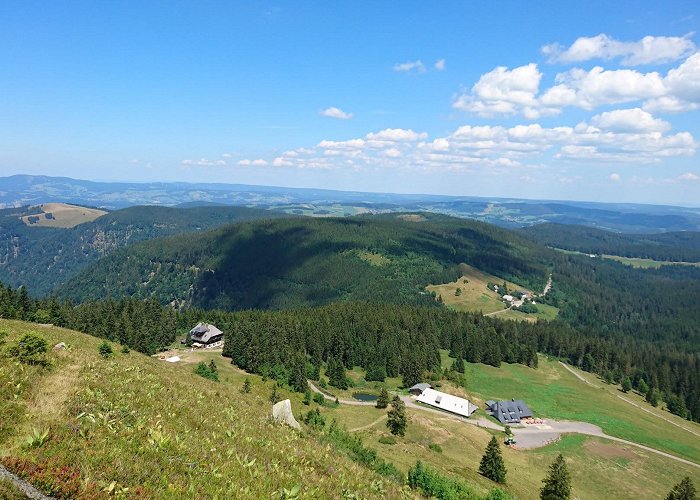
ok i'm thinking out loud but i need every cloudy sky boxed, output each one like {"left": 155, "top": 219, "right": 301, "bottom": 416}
{"left": 1, "top": 1, "right": 700, "bottom": 205}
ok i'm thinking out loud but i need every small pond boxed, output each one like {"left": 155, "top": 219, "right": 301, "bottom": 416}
{"left": 352, "top": 392, "right": 378, "bottom": 402}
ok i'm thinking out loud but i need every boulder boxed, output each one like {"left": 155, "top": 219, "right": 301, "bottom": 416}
{"left": 272, "top": 399, "right": 301, "bottom": 430}
{"left": 53, "top": 342, "right": 67, "bottom": 351}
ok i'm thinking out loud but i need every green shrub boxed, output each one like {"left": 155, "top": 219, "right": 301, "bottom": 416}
{"left": 194, "top": 361, "right": 219, "bottom": 382}
{"left": 313, "top": 392, "right": 325, "bottom": 406}
{"left": 408, "top": 460, "right": 481, "bottom": 500}
{"left": 120, "top": 345, "right": 130, "bottom": 354}
{"left": 98, "top": 341, "right": 113, "bottom": 359}
{"left": 428, "top": 442, "right": 443, "bottom": 453}
{"left": 7, "top": 333, "right": 48, "bottom": 366}
{"left": 378, "top": 436, "right": 396, "bottom": 445}
{"left": 303, "top": 408, "right": 326, "bottom": 429}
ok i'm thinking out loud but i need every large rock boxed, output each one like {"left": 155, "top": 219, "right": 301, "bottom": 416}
{"left": 272, "top": 399, "right": 301, "bottom": 430}
{"left": 53, "top": 342, "right": 67, "bottom": 351}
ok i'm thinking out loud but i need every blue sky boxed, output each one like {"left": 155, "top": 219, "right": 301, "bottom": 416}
{"left": 1, "top": 1, "right": 700, "bottom": 205}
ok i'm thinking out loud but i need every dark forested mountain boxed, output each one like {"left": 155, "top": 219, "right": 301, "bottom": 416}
{"left": 0, "top": 204, "right": 283, "bottom": 295}
{"left": 520, "top": 223, "right": 700, "bottom": 262}
{"left": 57, "top": 213, "right": 551, "bottom": 310}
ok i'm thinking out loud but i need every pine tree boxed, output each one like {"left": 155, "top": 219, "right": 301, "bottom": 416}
{"left": 637, "top": 378, "right": 649, "bottom": 395}
{"left": 452, "top": 356, "right": 465, "bottom": 374}
{"left": 327, "top": 355, "right": 348, "bottom": 390}
{"left": 666, "top": 477, "right": 697, "bottom": 500}
{"left": 386, "top": 396, "right": 407, "bottom": 436}
{"left": 540, "top": 453, "right": 571, "bottom": 500}
{"left": 621, "top": 376, "right": 632, "bottom": 393}
{"left": 400, "top": 352, "right": 422, "bottom": 388}
{"left": 303, "top": 388, "right": 312, "bottom": 405}
{"left": 479, "top": 436, "right": 507, "bottom": 484}
{"left": 376, "top": 387, "right": 389, "bottom": 409}
{"left": 646, "top": 386, "right": 659, "bottom": 407}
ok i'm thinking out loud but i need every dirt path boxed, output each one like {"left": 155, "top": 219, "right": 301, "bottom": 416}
{"left": 349, "top": 414, "right": 387, "bottom": 432}
{"left": 559, "top": 361, "right": 700, "bottom": 438}
{"left": 542, "top": 274, "right": 553, "bottom": 296}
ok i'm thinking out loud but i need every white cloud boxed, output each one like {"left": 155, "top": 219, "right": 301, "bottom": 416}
{"left": 237, "top": 159, "right": 268, "bottom": 167}
{"left": 542, "top": 33, "right": 696, "bottom": 66}
{"left": 365, "top": 128, "right": 427, "bottom": 141}
{"left": 591, "top": 108, "right": 670, "bottom": 133}
{"left": 320, "top": 107, "right": 353, "bottom": 120}
{"left": 609, "top": 173, "right": 621, "bottom": 181}
{"left": 382, "top": 148, "right": 402, "bottom": 158}
{"left": 456, "top": 48, "right": 700, "bottom": 117}
{"left": 393, "top": 60, "right": 426, "bottom": 73}
{"left": 182, "top": 158, "right": 226, "bottom": 166}
{"left": 452, "top": 63, "right": 543, "bottom": 117}
{"left": 434, "top": 59, "right": 446, "bottom": 71}
{"left": 679, "top": 172, "right": 699, "bottom": 181}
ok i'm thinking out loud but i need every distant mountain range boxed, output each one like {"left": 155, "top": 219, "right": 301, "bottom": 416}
{"left": 2, "top": 174, "right": 700, "bottom": 233}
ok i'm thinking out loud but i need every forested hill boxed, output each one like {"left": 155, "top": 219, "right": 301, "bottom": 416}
{"left": 57, "top": 213, "right": 551, "bottom": 310}
{"left": 0, "top": 204, "right": 284, "bottom": 295}
{"left": 520, "top": 223, "right": 700, "bottom": 262}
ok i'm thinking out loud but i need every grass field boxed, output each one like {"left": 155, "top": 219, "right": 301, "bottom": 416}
{"left": 0, "top": 320, "right": 402, "bottom": 498}
{"left": 20, "top": 203, "right": 107, "bottom": 228}
{"left": 427, "top": 263, "right": 558, "bottom": 321}
{"left": 439, "top": 350, "right": 700, "bottom": 463}
{"left": 327, "top": 350, "right": 700, "bottom": 498}
{"left": 602, "top": 254, "right": 700, "bottom": 268}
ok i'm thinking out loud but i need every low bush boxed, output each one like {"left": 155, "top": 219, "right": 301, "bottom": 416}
{"left": 378, "top": 436, "right": 396, "bottom": 445}
{"left": 194, "top": 361, "right": 219, "bottom": 382}
{"left": 428, "top": 442, "right": 443, "bottom": 453}
{"left": 7, "top": 333, "right": 49, "bottom": 366}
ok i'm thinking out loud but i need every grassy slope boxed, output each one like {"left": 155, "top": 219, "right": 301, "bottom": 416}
{"left": 20, "top": 203, "right": 107, "bottom": 228}
{"left": 326, "top": 352, "right": 700, "bottom": 499}
{"left": 602, "top": 254, "right": 700, "bottom": 269}
{"left": 426, "top": 263, "right": 558, "bottom": 321}
{"left": 0, "top": 320, "right": 402, "bottom": 499}
{"left": 457, "top": 353, "right": 700, "bottom": 463}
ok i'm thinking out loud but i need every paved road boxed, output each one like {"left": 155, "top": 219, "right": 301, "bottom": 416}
{"left": 309, "top": 379, "right": 700, "bottom": 468}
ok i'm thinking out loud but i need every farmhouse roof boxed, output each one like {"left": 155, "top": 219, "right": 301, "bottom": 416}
{"left": 416, "top": 388, "right": 477, "bottom": 418}
{"left": 492, "top": 399, "right": 532, "bottom": 424}
{"left": 408, "top": 383, "right": 432, "bottom": 393}
{"left": 189, "top": 322, "right": 223, "bottom": 343}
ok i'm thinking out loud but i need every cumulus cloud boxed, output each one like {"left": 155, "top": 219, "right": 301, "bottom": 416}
{"left": 542, "top": 33, "right": 696, "bottom": 66}
{"left": 393, "top": 60, "right": 426, "bottom": 73}
{"left": 227, "top": 118, "right": 695, "bottom": 176}
{"left": 434, "top": 59, "right": 446, "bottom": 71}
{"left": 590, "top": 108, "right": 670, "bottom": 133}
{"left": 320, "top": 107, "right": 353, "bottom": 120}
{"left": 452, "top": 63, "right": 543, "bottom": 117}
{"left": 609, "top": 173, "right": 622, "bottom": 181}
{"left": 455, "top": 50, "right": 700, "bottom": 117}
{"left": 365, "top": 128, "right": 427, "bottom": 141}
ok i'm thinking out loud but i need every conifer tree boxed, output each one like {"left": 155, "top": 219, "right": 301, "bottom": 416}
{"left": 327, "top": 355, "right": 348, "bottom": 390}
{"left": 479, "top": 436, "right": 507, "bottom": 484}
{"left": 386, "top": 396, "right": 407, "bottom": 436}
{"left": 376, "top": 387, "right": 389, "bottom": 409}
{"left": 621, "top": 376, "right": 632, "bottom": 393}
{"left": 666, "top": 477, "right": 697, "bottom": 500}
{"left": 269, "top": 385, "right": 280, "bottom": 404}
{"left": 540, "top": 454, "right": 571, "bottom": 500}
{"left": 452, "top": 356, "right": 465, "bottom": 374}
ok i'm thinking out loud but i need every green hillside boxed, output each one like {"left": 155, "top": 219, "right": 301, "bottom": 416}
{"left": 0, "top": 204, "right": 283, "bottom": 295}
{"left": 58, "top": 213, "right": 551, "bottom": 310}
{"left": 0, "top": 320, "right": 406, "bottom": 498}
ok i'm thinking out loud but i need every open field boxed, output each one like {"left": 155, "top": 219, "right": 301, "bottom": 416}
{"left": 326, "top": 350, "right": 700, "bottom": 498}
{"left": 427, "top": 263, "right": 558, "bottom": 320}
{"left": 438, "top": 351, "right": 700, "bottom": 464}
{"left": 603, "top": 254, "right": 700, "bottom": 268}
{"left": 553, "top": 247, "right": 700, "bottom": 269}
{"left": 0, "top": 320, "right": 400, "bottom": 498}
{"left": 20, "top": 203, "right": 107, "bottom": 228}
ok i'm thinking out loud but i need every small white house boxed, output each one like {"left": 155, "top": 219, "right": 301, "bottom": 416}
{"left": 502, "top": 294, "right": 514, "bottom": 302}
{"left": 416, "top": 388, "right": 478, "bottom": 418}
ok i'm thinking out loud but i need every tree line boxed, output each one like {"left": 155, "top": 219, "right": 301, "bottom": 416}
{"left": 1, "top": 280, "right": 697, "bottom": 423}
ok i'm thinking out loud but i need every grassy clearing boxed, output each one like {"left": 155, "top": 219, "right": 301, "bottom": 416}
{"left": 0, "top": 320, "right": 403, "bottom": 498}
{"left": 602, "top": 254, "right": 700, "bottom": 268}
{"left": 20, "top": 203, "right": 107, "bottom": 228}
{"left": 449, "top": 351, "right": 700, "bottom": 463}
{"left": 427, "top": 263, "right": 558, "bottom": 320}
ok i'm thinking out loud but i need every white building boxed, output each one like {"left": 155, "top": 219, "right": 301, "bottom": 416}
{"left": 416, "top": 388, "right": 478, "bottom": 418}
{"left": 502, "top": 294, "right": 514, "bottom": 302}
